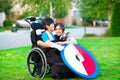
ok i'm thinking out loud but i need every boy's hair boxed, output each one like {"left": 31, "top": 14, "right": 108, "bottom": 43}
{"left": 42, "top": 18, "right": 54, "bottom": 30}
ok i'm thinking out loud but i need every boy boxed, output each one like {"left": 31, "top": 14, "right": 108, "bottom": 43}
{"left": 41, "top": 17, "right": 56, "bottom": 43}
{"left": 40, "top": 17, "right": 64, "bottom": 67}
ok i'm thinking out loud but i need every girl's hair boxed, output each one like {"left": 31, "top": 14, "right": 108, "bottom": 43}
{"left": 42, "top": 18, "right": 54, "bottom": 30}
{"left": 54, "top": 23, "right": 65, "bottom": 32}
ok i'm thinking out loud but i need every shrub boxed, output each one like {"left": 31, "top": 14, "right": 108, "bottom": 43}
{"left": 110, "top": 2, "right": 120, "bottom": 36}
{"left": 102, "top": 29, "right": 110, "bottom": 37}
{"left": 3, "top": 19, "right": 14, "bottom": 27}
{"left": 72, "top": 19, "right": 77, "bottom": 25}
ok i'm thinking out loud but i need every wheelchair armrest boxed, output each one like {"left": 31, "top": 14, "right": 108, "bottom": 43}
{"left": 36, "top": 29, "right": 44, "bottom": 35}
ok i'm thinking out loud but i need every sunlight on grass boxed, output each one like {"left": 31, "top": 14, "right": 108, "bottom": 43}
{"left": 77, "top": 37, "right": 120, "bottom": 80}
{"left": 0, "top": 37, "right": 120, "bottom": 80}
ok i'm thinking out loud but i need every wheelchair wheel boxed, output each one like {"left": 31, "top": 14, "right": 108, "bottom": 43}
{"left": 27, "top": 47, "right": 47, "bottom": 78}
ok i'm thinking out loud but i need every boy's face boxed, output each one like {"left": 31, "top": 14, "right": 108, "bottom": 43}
{"left": 46, "top": 23, "right": 54, "bottom": 32}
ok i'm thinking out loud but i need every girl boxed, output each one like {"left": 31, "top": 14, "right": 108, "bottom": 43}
{"left": 54, "top": 23, "right": 77, "bottom": 45}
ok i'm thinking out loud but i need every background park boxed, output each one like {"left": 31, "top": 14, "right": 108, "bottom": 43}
{"left": 0, "top": 0, "right": 120, "bottom": 80}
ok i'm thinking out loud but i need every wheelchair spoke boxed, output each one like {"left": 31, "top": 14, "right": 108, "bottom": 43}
{"left": 32, "top": 65, "right": 36, "bottom": 76}
{"left": 29, "top": 62, "right": 35, "bottom": 64}
{"left": 27, "top": 48, "right": 47, "bottom": 78}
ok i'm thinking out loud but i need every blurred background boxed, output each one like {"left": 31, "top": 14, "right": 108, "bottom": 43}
{"left": 0, "top": 0, "right": 120, "bottom": 37}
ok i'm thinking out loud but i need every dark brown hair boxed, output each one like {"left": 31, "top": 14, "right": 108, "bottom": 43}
{"left": 54, "top": 23, "right": 65, "bottom": 32}
{"left": 42, "top": 18, "right": 54, "bottom": 30}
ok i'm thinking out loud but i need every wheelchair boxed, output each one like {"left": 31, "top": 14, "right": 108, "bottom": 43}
{"left": 26, "top": 17, "right": 77, "bottom": 79}
{"left": 26, "top": 17, "right": 48, "bottom": 78}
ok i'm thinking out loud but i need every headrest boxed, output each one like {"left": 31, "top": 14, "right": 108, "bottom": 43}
{"left": 31, "top": 22, "right": 44, "bottom": 30}
{"left": 30, "top": 17, "right": 36, "bottom": 21}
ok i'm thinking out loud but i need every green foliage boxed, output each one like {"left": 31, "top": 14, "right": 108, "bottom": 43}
{"left": 19, "top": 11, "right": 38, "bottom": 19}
{"left": 79, "top": 0, "right": 113, "bottom": 20}
{"left": 53, "top": 0, "right": 69, "bottom": 18}
{"left": 72, "top": 19, "right": 77, "bottom": 25}
{"left": 82, "top": 18, "right": 92, "bottom": 26}
{"left": 54, "top": 7, "right": 68, "bottom": 18}
{"left": 110, "top": 2, "right": 120, "bottom": 37}
{"left": 82, "top": 21, "right": 90, "bottom": 26}
{"left": 3, "top": 19, "right": 14, "bottom": 27}
{"left": 0, "top": 0, "right": 13, "bottom": 15}
{"left": 102, "top": 29, "right": 110, "bottom": 37}
{"left": 115, "top": 0, "right": 120, "bottom": 3}
{"left": 19, "top": 0, "right": 71, "bottom": 18}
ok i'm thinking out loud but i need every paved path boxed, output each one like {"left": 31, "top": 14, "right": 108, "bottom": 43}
{"left": 0, "top": 30, "right": 31, "bottom": 50}
{"left": 0, "top": 27, "right": 107, "bottom": 50}
{"left": 66, "top": 27, "right": 107, "bottom": 38}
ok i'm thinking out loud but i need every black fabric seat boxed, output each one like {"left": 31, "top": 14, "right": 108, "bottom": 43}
{"left": 30, "top": 30, "right": 41, "bottom": 48}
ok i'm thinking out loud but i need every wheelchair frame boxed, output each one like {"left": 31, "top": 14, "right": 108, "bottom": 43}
{"left": 27, "top": 47, "right": 47, "bottom": 78}
{"left": 27, "top": 46, "right": 64, "bottom": 78}
{"left": 26, "top": 17, "right": 48, "bottom": 78}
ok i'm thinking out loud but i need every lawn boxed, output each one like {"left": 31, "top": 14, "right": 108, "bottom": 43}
{"left": 0, "top": 37, "right": 120, "bottom": 80}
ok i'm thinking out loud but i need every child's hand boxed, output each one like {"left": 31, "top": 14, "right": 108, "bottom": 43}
{"left": 51, "top": 43, "right": 64, "bottom": 51}
{"left": 57, "top": 42, "right": 66, "bottom": 45}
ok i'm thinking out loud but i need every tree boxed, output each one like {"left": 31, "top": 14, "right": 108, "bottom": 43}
{"left": 110, "top": 1, "right": 120, "bottom": 36}
{"left": 79, "top": 0, "right": 113, "bottom": 26}
{"left": 0, "top": 0, "right": 13, "bottom": 19}
{"left": 18, "top": 0, "right": 71, "bottom": 18}
{"left": 52, "top": 0, "right": 70, "bottom": 18}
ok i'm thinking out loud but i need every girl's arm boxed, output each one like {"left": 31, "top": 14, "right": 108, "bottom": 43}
{"left": 57, "top": 33, "right": 77, "bottom": 45}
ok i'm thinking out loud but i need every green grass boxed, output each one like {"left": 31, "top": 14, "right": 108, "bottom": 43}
{"left": 65, "top": 25, "right": 80, "bottom": 29}
{"left": 77, "top": 37, "right": 120, "bottom": 80}
{"left": 0, "top": 37, "right": 120, "bottom": 80}
{"left": 0, "top": 26, "right": 12, "bottom": 32}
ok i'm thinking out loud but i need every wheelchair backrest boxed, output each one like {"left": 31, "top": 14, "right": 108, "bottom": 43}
{"left": 29, "top": 17, "right": 44, "bottom": 48}
{"left": 31, "top": 23, "right": 44, "bottom": 30}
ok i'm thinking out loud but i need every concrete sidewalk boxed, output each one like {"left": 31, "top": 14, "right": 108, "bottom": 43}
{"left": 0, "top": 30, "right": 31, "bottom": 50}
{"left": 0, "top": 27, "right": 107, "bottom": 50}
{"left": 66, "top": 27, "right": 107, "bottom": 38}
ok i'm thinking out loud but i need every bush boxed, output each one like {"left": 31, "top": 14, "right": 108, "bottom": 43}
{"left": 19, "top": 11, "right": 31, "bottom": 19}
{"left": 72, "top": 19, "right": 77, "bottom": 25}
{"left": 82, "top": 21, "right": 92, "bottom": 26}
{"left": 110, "top": 2, "right": 120, "bottom": 36}
{"left": 102, "top": 29, "right": 110, "bottom": 37}
{"left": 82, "top": 18, "right": 93, "bottom": 26}
{"left": 3, "top": 19, "right": 14, "bottom": 27}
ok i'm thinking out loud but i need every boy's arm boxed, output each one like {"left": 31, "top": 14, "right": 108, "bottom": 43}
{"left": 41, "top": 32, "right": 54, "bottom": 45}
{"left": 41, "top": 32, "right": 49, "bottom": 42}
{"left": 41, "top": 32, "right": 64, "bottom": 51}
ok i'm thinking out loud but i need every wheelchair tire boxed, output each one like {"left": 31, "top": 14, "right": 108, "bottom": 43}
{"left": 27, "top": 47, "right": 47, "bottom": 78}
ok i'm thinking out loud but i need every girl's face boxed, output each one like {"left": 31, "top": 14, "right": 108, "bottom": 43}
{"left": 55, "top": 25, "right": 63, "bottom": 36}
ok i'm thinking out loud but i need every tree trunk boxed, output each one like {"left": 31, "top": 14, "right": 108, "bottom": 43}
{"left": 107, "top": 10, "right": 112, "bottom": 29}
{"left": 50, "top": 2, "right": 53, "bottom": 18}
{"left": 92, "top": 20, "right": 96, "bottom": 27}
